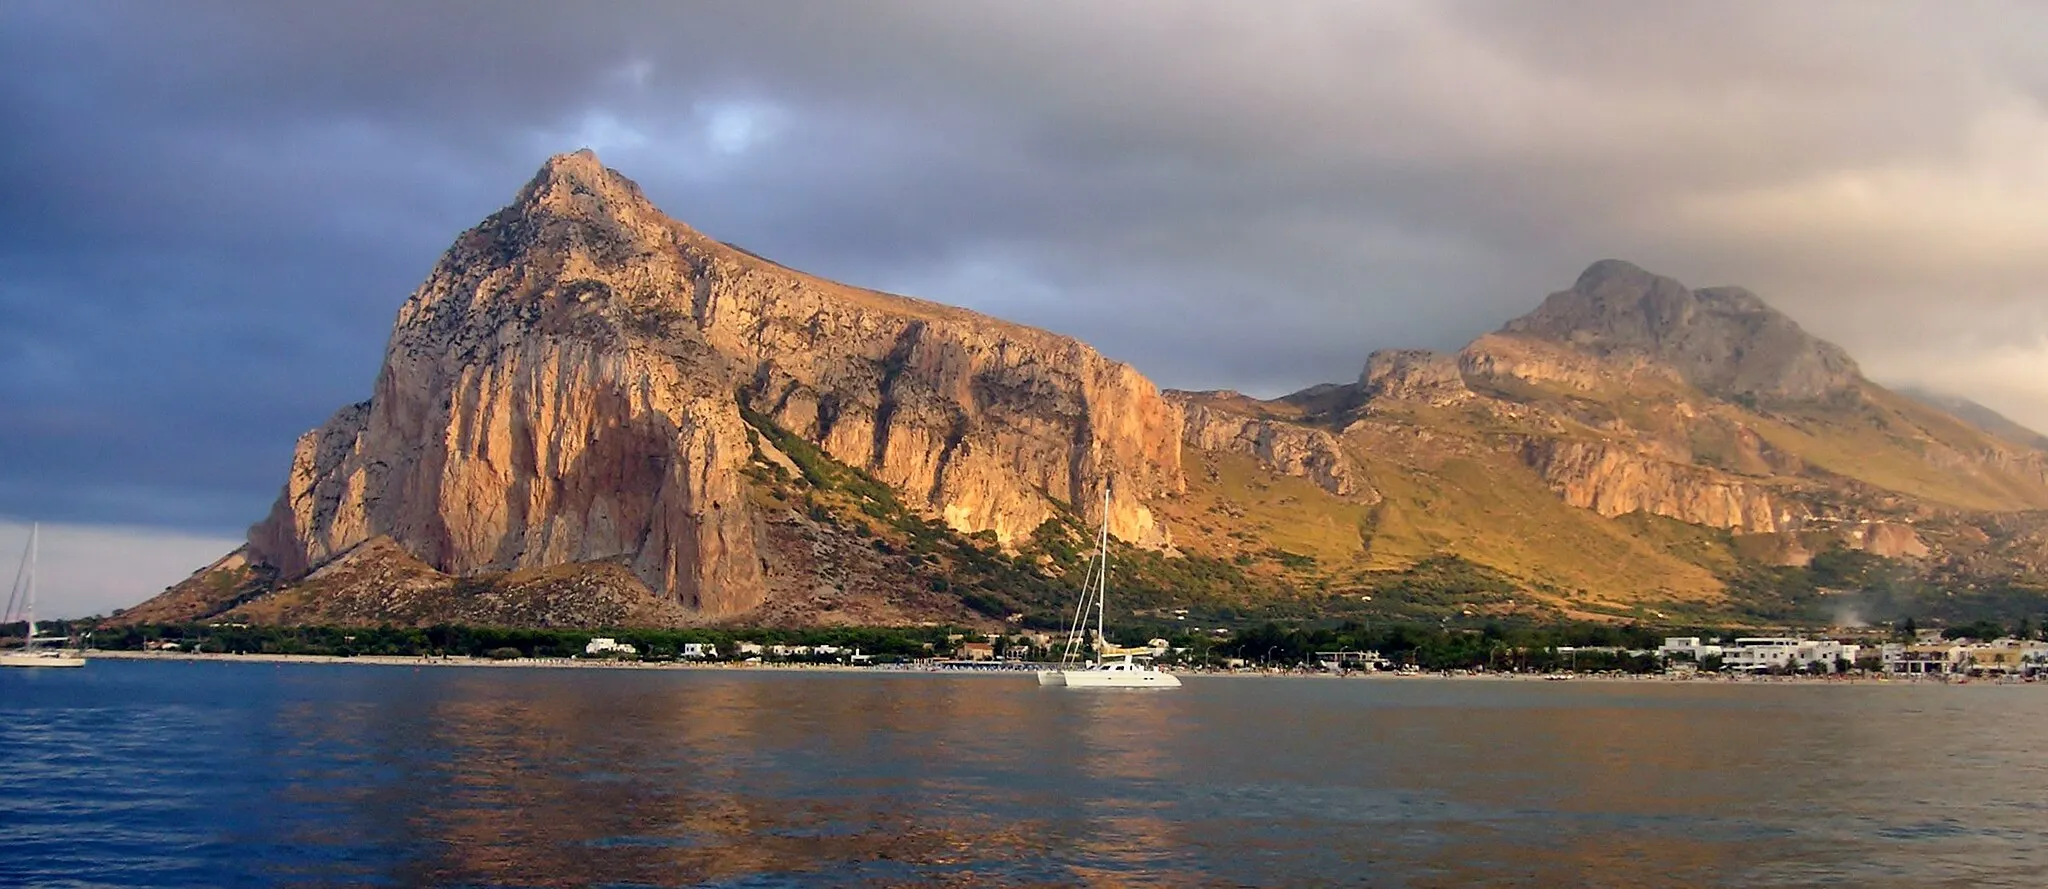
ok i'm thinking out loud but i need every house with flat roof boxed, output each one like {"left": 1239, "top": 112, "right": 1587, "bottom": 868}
{"left": 584, "top": 637, "right": 638, "bottom": 657}
{"left": 1721, "top": 637, "right": 1857, "bottom": 672}
{"left": 1658, "top": 637, "right": 1724, "bottom": 661}
{"left": 1880, "top": 642, "right": 1966, "bottom": 675}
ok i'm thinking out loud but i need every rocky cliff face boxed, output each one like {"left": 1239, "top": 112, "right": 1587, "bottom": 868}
{"left": 1171, "top": 394, "right": 1368, "bottom": 499}
{"left": 1458, "top": 331, "right": 1683, "bottom": 395}
{"left": 1517, "top": 437, "right": 1795, "bottom": 533}
{"left": 243, "top": 150, "right": 1182, "bottom": 618}
{"left": 1503, "top": 260, "right": 1860, "bottom": 401}
{"left": 1359, "top": 349, "right": 1472, "bottom": 408}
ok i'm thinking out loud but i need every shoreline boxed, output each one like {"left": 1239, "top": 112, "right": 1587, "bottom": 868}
{"left": 72, "top": 650, "right": 2031, "bottom": 684}
{"left": 84, "top": 649, "right": 888, "bottom": 673}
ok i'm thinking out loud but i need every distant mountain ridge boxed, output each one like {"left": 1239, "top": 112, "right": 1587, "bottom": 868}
{"left": 1898, "top": 387, "right": 2048, "bottom": 451}
{"left": 118, "top": 152, "right": 2048, "bottom": 629}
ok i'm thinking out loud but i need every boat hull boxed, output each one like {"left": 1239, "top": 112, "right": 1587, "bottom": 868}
{"left": 0, "top": 651, "right": 86, "bottom": 668}
{"left": 1038, "top": 667, "right": 1181, "bottom": 688}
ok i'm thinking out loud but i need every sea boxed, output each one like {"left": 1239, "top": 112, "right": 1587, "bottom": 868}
{"left": 2, "top": 661, "right": 2044, "bottom": 888}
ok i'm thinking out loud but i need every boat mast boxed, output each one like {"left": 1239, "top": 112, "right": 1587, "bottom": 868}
{"left": 1095, "top": 486, "right": 1110, "bottom": 660}
{"left": 1054, "top": 486, "right": 1119, "bottom": 667}
{"left": 21, "top": 523, "right": 36, "bottom": 641}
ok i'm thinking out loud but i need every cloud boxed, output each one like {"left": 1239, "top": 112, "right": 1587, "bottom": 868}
{"left": 0, "top": 521, "right": 239, "bottom": 619}
{"left": 3, "top": 0, "right": 2047, "bottom": 542}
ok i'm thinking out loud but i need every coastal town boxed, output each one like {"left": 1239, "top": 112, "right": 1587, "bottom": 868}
{"left": 1655, "top": 631, "right": 2048, "bottom": 679}
{"left": 104, "top": 624, "right": 2042, "bottom": 682}
{"left": 77, "top": 615, "right": 2048, "bottom": 681}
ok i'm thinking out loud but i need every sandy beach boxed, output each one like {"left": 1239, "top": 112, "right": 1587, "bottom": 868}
{"left": 84, "top": 649, "right": 890, "bottom": 673}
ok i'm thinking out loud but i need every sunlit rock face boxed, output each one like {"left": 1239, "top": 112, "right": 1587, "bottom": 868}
{"left": 1171, "top": 394, "right": 1369, "bottom": 500}
{"left": 247, "top": 150, "right": 1183, "bottom": 616}
{"left": 1517, "top": 437, "right": 1794, "bottom": 533}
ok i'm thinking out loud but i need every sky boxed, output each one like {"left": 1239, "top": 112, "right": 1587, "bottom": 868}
{"left": 5, "top": 1, "right": 2048, "bottom": 616}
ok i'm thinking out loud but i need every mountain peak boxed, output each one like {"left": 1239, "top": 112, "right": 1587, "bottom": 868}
{"left": 1572, "top": 258, "right": 1672, "bottom": 293}
{"left": 505, "top": 148, "right": 663, "bottom": 229}
{"left": 524, "top": 148, "right": 611, "bottom": 190}
{"left": 1501, "top": 260, "right": 1860, "bottom": 401}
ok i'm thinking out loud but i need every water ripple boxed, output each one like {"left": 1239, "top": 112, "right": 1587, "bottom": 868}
{"left": 5, "top": 663, "right": 2047, "bottom": 887}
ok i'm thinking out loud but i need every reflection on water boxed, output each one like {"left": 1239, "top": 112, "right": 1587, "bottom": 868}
{"left": 3, "top": 664, "right": 2046, "bottom": 887}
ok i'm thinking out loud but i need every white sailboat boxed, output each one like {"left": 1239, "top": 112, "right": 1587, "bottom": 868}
{"left": 1036, "top": 489, "right": 1179, "bottom": 689}
{"left": 2, "top": 523, "right": 86, "bottom": 668}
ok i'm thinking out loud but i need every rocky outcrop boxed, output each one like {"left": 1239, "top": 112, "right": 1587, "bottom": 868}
{"left": 1849, "top": 522, "right": 1930, "bottom": 559}
{"left": 1174, "top": 396, "right": 1369, "bottom": 499}
{"left": 1502, "top": 260, "right": 1861, "bottom": 401}
{"left": 242, "top": 150, "right": 1182, "bottom": 618}
{"left": 1519, "top": 438, "right": 1797, "bottom": 532}
{"left": 1359, "top": 349, "right": 1471, "bottom": 407}
{"left": 1457, "top": 332, "right": 1667, "bottom": 394}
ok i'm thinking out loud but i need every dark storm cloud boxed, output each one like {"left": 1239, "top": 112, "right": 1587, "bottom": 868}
{"left": 6, "top": 0, "right": 2048, "bottom": 549}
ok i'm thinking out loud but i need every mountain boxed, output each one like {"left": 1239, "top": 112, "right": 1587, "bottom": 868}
{"left": 125, "top": 150, "right": 1178, "bottom": 628}
{"left": 1501, "top": 259, "right": 1861, "bottom": 401}
{"left": 1898, "top": 387, "right": 2048, "bottom": 451}
{"left": 1161, "top": 260, "right": 2048, "bottom": 621}
{"left": 121, "top": 155, "right": 2048, "bottom": 629}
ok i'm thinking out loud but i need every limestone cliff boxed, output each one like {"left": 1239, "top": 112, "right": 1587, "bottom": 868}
{"left": 1170, "top": 393, "right": 1369, "bottom": 499}
{"left": 242, "top": 150, "right": 1182, "bottom": 618}
{"left": 1517, "top": 437, "right": 1795, "bottom": 533}
{"left": 1359, "top": 349, "right": 1472, "bottom": 408}
{"left": 1458, "top": 332, "right": 1686, "bottom": 396}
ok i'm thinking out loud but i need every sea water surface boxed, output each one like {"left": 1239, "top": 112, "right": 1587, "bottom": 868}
{"left": 3, "top": 661, "right": 2045, "bottom": 888}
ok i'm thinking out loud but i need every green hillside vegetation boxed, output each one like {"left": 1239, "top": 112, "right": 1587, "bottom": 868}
{"left": 1168, "top": 448, "right": 1373, "bottom": 565}
{"left": 1158, "top": 433, "right": 1728, "bottom": 620}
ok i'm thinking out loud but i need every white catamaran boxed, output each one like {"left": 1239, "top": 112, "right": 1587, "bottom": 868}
{"left": 1037, "top": 489, "right": 1180, "bottom": 689}
{"left": 2, "top": 523, "right": 86, "bottom": 668}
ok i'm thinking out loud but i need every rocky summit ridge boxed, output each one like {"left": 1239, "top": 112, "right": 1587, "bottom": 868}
{"left": 124, "top": 152, "right": 2048, "bottom": 629}
{"left": 1503, "top": 259, "right": 1862, "bottom": 401}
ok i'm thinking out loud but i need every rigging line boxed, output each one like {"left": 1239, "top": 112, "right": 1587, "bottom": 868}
{"left": 3, "top": 526, "right": 31, "bottom": 627}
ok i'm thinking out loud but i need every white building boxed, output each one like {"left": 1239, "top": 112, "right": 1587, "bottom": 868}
{"left": 584, "top": 637, "right": 638, "bottom": 657}
{"left": 1720, "top": 637, "right": 1858, "bottom": 672}
{"left": 680, "top": 643, "right": 719, "bottom": 659}
{"left": 1658, "top": 637, "right": 1724, "bottom": 661}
